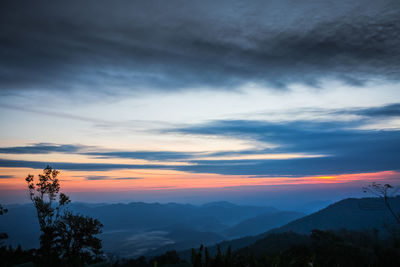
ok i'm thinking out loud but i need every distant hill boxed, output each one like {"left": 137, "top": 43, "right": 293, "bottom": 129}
{"left": 223, "top": 211, "right": 305, "bottom": 238}
{"left": 271, "top": 196, "right": 400, "bottom": 235}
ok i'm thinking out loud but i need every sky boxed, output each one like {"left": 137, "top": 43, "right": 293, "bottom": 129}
{"left": 0, "top": 0, "right": 399, "bottom": 209}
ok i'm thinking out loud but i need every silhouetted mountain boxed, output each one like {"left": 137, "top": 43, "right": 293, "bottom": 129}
{"left": 294, "top": 200, "right": 333, "bottom": 214}
{"left": 271, "top": 196, "right": 400, "bottom": 235}
{"left": 201, "top": 201, "right": 240, "bottom": 208}
{"left": 179, "top": 196, "right": 400, "bottom": 260}
{"left": 224, "top": 211, "right": 305, "bottom": 238}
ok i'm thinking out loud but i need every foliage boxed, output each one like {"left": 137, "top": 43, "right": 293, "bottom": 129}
{"left": 363, "top": 182, "right": 400, "bottom": 225}
{"left": 151, "top": 250, "right": 182, "bottom": 266}
{"left": 0, "top": 205, "right": 7, "bottom": 215}
{"left": 111, "top": 251, "right": 189, "bottom": 267}
{"left": 25, "top": 166, "right": 103, "bottom": 266}
{"left": 188, "top": 229, "right": 400, "bottom": 267}
{"left": 0, "top": 245, "right": 36, "bottom": 267}
{"left": 191, "top": 245, "right": 233, "bottom": 267}
{"left": 0, "top": 204, "right": 8, "bottom": 242}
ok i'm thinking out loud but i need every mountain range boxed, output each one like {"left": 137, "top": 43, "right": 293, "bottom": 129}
{"left": 0, "top": 201, "right": 303, "bottom": 258}
{"left": 2, "top": 196, "right": 398, "bottom": 259}
{"left": 185, "top": 196, "right": 400, "bottom": 260}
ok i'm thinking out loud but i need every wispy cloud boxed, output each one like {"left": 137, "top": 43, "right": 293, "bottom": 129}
{"left": 0, "top": 142, "right": 199, "bottom": 161}
{"left": 0, "top": 143, "right": 84, "bottom": 154}
{"left": 345, "top": 103, "right": 400, "bottom": 118}
{"left": 0, "top": 175, "right": 15, "bottom": 179}
{"left": 84, "top": 151, "right": 199, "bottom": 161}
{"left": 85, "top": 176, "right": 143, "bottom": 181}
{"left": 0, "top": 159, "right": 168, "bottom": 172}
{"left": 0, "top": 103, "right": 173, "bottom": 131}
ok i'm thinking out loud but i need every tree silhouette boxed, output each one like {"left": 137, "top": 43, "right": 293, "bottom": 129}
{"left": 191, "top": 245, "right": 203, "bottom": 267}
{"left": 26, "top": 166, "right": 103, "bottom": 266}
{"left": 191, "top": 245, "right": 233, "bottom": 267}
{"left": 0, "top": 204, "right": 8, "bottom": 243}
{"left": 363, "top": 182, "right": 400, "bottom": 225}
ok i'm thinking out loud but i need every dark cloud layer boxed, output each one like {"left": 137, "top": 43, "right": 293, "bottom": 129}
{"left": 170, "top": 124, "right": 400, "bottom": 175}
{"left": 0, "top": 159, "right": 167, "bottom": 172}
{"left": 0, "top": 0, "right": 399, "bottom": 95}
{"left": 1, "top": 104, "right": 399, "bottom": 176}
{"left": 0, "top": 143, "right": 83, "bottom": 154}
{"left": 0, "top": 175, "right": 15, "bottom": 179}
{"left": 353, "top": 103, "right": 400, "bottom": 117}
{"left": 85, "top": 176, "right": 142, "bottom": 181}
{"left": 84, "top": 151, "right": 198, "bottom": 161}
{"left": 1, "top": 115, "right": 400, "bottom": 176}
{"left": 169, "top": 104, "right": 400, "bottom": 175}
{"left": 0, "top": 143, "right": 197, "bottom": 162}
{"left": 173, "top": 120, "right": 400, "bottom": 156}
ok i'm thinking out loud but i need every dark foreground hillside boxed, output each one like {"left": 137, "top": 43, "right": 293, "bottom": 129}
{"left": 3, "top": 229, "right": 400, "bottom": 267}
{"left": 206, "top": 229, "right": 400, "bottom": 267}
{"left": 111, "top": 229, "right": 400, "bottom": 267}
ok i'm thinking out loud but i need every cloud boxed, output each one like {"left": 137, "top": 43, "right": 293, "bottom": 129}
{"left": 0, "top": 159, "right": 171, "bottom": 172}
{"left": 114, "top": 177, "right": 143, "bottom": 180}
{"left": 167, "top": 113, "right": 400, "bottom": 175}
{"left": 0, "top": 154, "right": 397, "bottom": 177}
{"left": 85, "top": 176, "right": 112, "bottom": 181}
{"left": 0, "top": 103, "right": 399, "bottom": 176}
{"left": 0, "top": 143, "right": 85, "bottom": 154}
{"left": 0, "top": 131, "right": 399, "bottom": 177}
{"left": 171, "top": 116, "right": 400, "bottom": 156}
{"left": 352, "top": 103, "right": 400, "bottom": 117}
{"left": 85, "top": 176, "right": 142, "bottom": 180}
{"left": 0, "top": 175, "right": 15, "bottom": 179}
{"left": 85, "top": 151, "right": 198, "bottom": 161}
{"left": 170, "top": 120, "right": 346, "bottom": 154}
{"left": 0, "top": 143, "right": 199, "bottom": 161}
{"left": 0, "top": 0, "right": 399, "bottom": 96}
